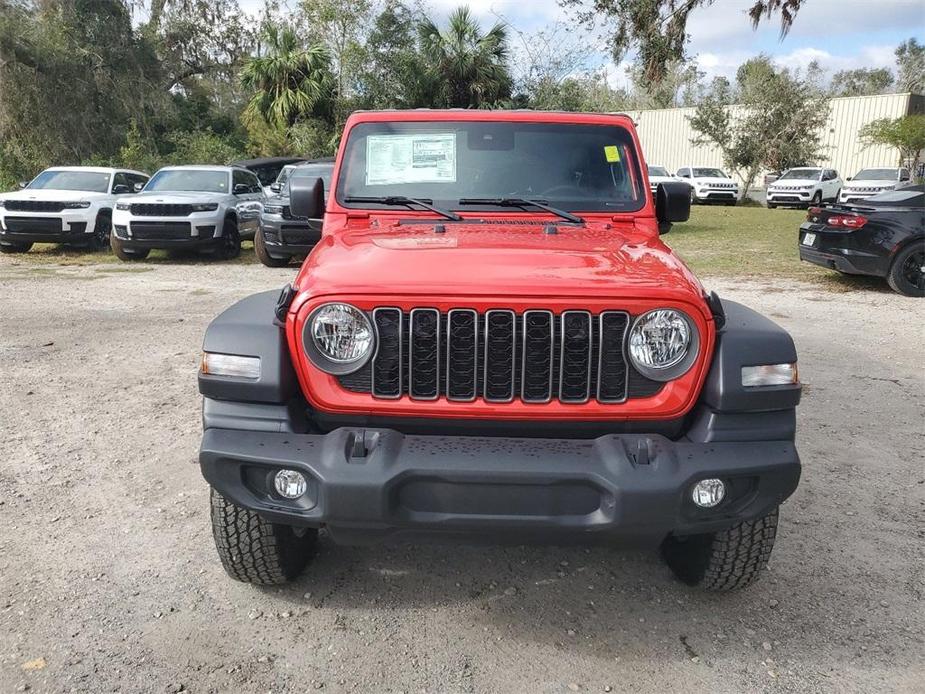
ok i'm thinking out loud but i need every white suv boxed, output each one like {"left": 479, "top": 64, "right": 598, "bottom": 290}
{"left": 647, "top": 165, "right": 682, "bottom": 197}
{"left": 839, "top": 167, "right": 913, "bottom": 204}
{"left": 676, "top": 166, "right": 739, "bottom": 205}
{"left": 766, "top": 167, "right": 842, "bottom": 208}
{"left": 0, "top": 167, "right": 148, "bottom": 253}
{"left": 111, "top": 166, "right": 264, "bottom": 261}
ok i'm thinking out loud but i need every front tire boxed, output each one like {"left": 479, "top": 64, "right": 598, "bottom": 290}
{"left": 0, "top": 241, "right": 32, "bottom": 253}
{"left": 111, "top": 234, "right": 150, "bottom": 261}
{"left": 887, "top": 242, "right": 925, "bottom": 297}
{"left": 210, "top": 489, "right": 316, "bottom": 585}
{"left": 87, "top": 211, "right": 111, "bottom": 251}
{"left": 219, "top": 218, "right": 241, "bottom": 260}
{"left": 809, "top": 191, "right": 822, "bottom": 208}
{"left": 255, "top": 230, "right": 291, "bottom": 267}
{"left": 661, "top": 507, "right": 779, "bottom": 591}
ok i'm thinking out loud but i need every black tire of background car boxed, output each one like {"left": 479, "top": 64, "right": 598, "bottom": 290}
{"left": 661, "top": 507, "right": 779, "bottom": 591}
{"left": 88, "top": 211, "right": 111, "bottom": 251}
{"left": 111, "top": 234, "right": 150, "bottom": 261}
{"left": 0, "top": 241, "right": 32, "bottom": 253}
{"left": 255, "top": 230, "right": 291, "bottom": 267}
{"left": 767, "top": 202, "right": 777, "bottom": 209}
{"left": 210, "top": 489, "right": 316, "bottom": 585}
{"left": 887, "top": 242, "right": 925, "bottom": 297}
{"left": 725, "top": 199, "right": 737, "bottom": 206}
{"left": 220, "top": 218, "right": 241, "bottom": 260}
{"left": 810, "top": 191, "right": 822, "bottom": 208}
{"left": 689, "top": 188, "right": 696, "bottom": 205}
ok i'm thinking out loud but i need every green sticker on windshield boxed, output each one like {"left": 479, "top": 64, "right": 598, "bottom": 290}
{"left": 604, "top": 145, "right": 621, "bottom": 163}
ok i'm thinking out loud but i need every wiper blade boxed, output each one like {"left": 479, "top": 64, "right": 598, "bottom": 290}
{"left": 457, "top": 197, "right": 584, "bottom": 224}
{"left": 344, "top": 195, "right": 462, "bottom": 221}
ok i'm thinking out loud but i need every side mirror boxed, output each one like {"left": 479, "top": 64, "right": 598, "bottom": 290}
{"left": 133, "top": 182, "right": 145, "bottom": 192}
{"left": 847, "top": 177, "right": 852, "bottom": 181}
{"left": 289, "top": 176, "right": 324, "bottom": 219}
{"left": 270, "top": 182, "right": 281, "bottom": 193}
{"left": 655, "top": 181, "right": 691, "bottom": 234}
{"left": 112, "top": 184, "right": 130, "bottom": 194}
{"left": 18, "top": 181, "right": 27, "bottom": 189}
{"left": 233, "top": 183, "right": 250, "bottom": 195}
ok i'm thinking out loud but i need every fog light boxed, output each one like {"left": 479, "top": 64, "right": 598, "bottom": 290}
{"left": 200, "top": 352, "right": 261, "bottom": 379}
{"left": 692, "top": 478, "right": 725, "bottom": 508}
{"left": 274, "top": 469, "right": 307, "bottom": 499}
{"left": 742, "top": 363, "right": 798, "bottom": 387}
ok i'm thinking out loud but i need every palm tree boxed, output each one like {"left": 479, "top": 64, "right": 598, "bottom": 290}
{"left": 417, "top": 7, "right": 512, "bottom": 109}
{"left": 241, "top": 24, "right": 333, "bottom": 128}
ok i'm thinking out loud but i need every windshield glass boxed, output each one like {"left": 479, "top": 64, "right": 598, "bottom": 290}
{"left": 648, "top": 166, "right": 669, "bottom": 177}
{"left": 286, "top": 163, "right": 334, "bottom": 196}
{"left": 779, "top": 168, "right": 821, "bottom": 180}
{"left": 144, "top": 169, "right": 229, "bottom": 193}
{"left": 336, "top": 121, "right": 645, "bottom": 212}
{"left": 692, "top": 168, "right": 727, "bottom": 178}
{"left": 28, "top": 170, "right": 111, "bottom": 193}
{"left": 854, "top": 168, "right": 898, "bottom": 181}
{"left": 276, "top": 166, "right": 296, "bottom": 186}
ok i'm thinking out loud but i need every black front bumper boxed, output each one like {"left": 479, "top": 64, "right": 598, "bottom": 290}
{"left": 200, "top": 426, "right": 800, "bottom": 545}
{"left": 259, "top": 220, "right": 321, "bottom": 256}
{"left": 1, "top": 220, "right": 89, "bottom": 245}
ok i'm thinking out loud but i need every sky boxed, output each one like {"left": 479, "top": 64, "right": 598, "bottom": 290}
{"left": 246, "top": 0, "right": 925, "bottom": 87}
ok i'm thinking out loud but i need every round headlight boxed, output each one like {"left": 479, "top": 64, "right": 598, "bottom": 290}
{"left": 628, "top": 309, "right": 699, "bottom": 381}
{"left": 305, "top": 303, "right": 374, "bottom": 374}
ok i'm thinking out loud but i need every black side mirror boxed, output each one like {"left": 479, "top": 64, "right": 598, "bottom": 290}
{"left": 233, "top": 183, "right": 250, "bottom": 195}
{"left": 655, "top": 181, "right": 691, "bottom": 234}
{"left": 112, "top": 184, "right": 130, "bottom": 194}
{"left": 133, "top": 182, "right": 145, "bottom": 192}
{"left": 847, "top": 177, "right": 852, "bottom": 181}
{"left": 270, "top": 182, "right": 281, "bottom": 193}
{"left": 289, "top": 176, "right": 324, "bottom": 219}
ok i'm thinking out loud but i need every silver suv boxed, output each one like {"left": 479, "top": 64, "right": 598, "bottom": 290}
{"left": 111, "top": 166, "right": 264, "bottom": 261}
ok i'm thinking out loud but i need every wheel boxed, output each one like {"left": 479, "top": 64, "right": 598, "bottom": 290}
{"left": 255, "top": 230, "right": 291, "bottom": 267}
{"left": 689, "top": 187, "right": 696, "bottom": 205}
{"left": 724, "top": 199, "right": 737, "bottom": 206}
{"left": 0, "top": 241, "right": 32, "bottom": 253}
{"left": 661, "top": 507, "right": 779, "bottom": 591}
{"left": 767, "top": 202, "right": 777, "bottom": 209}
{"left": 111, "top": 234, "right": 150, "bottom": 261}
{"left": 810, "top": 191, "right": 822, "bottom": 208}
{"left": 87, "top": 211, "right": 111, "bottom": 251}
{"left": 219, "top": 218, "right": 241, "bottom": 260}
{"left": 210, "top": 489, "right": 316, "bottom": 585}
{"left": 887, "top": 242, "right": 925, "bottom": 297}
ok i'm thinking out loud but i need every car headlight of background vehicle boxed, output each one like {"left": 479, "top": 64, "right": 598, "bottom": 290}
{"left": 627, "top": 309, "right": 700, "bottom": 381}
{"left": 263, "top": 204, "right": 284, "bottom": 215}
{"left": 190, "top": 202, "right": 219, "bottom": 212}
{"left": 302, "top": 303, "right": 375, "bottom": 375}
{"left": 115, "top": 201, "right": 131, "bottom": 211}
{"left": 62, "top": 201, "right": 91, "bottom": 209}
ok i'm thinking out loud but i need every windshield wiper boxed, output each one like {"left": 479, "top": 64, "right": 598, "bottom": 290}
{"left": 344, "top": 195, "right": 462, "bottom": 221}
{"left": 457, "top": 197, "right": 584, "bottom": 224}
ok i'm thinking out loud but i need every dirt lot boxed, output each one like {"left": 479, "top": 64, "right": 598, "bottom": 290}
{"left": 0, "top": 259, "right": 922, "bottom": 694}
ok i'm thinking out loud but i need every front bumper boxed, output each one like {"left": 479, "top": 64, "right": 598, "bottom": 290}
{"left": 693, "top": 189, "right": 737, "bottom": 202}
{"left": 767, "top": 190, "right": 812, "bottom": 205}
{"left": 260, "top": 217, "right": 320, "bottom": 256}
{"left": 0, "top": 209, "right": 99, "bottom": 244}
{"left": 111, "top": 210, "right": 225, "bottom": 250}
{"left": 200, "top": 426, "right": 800, "bottom": 545}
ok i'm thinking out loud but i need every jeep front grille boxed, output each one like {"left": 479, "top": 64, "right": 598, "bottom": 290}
{"left": 340, "top": 308, "right": 663, "bottom": 404}
{"left": 130, "top": 203, "right": 193, "bottom": 216}
{"left": 4, "top": 200, "right": 66, "bottom": 213}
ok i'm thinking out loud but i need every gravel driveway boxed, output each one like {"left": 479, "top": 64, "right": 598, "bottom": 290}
{"left": 1, "top": 259, "right": 922, "bottom": 693}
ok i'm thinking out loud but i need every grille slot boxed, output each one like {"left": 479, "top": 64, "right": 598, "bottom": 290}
{"left": 4, "top": 200, "right": 66, "bottom": 213}
{"left": 130, "top": 203, "right": 193, "bottom": 216}
{"left": 342, "top": 307, "right": 663, "bottom": 404}
{"left": 129, "top": 222, "right": 192, "bottom": 240}
{"left": 408, "top": 309, "right": 440, "bottom": 400}
{"left": 446, "top": 309, "right": 478, "bottom": 401}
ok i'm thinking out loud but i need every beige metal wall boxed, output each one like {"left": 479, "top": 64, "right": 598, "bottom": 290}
{"left": 630, "top": 92, "right": 920, "bottom": 185}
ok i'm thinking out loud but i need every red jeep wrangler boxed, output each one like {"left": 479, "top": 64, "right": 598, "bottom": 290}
{"left": 199, "top": 110, "right": 801, "bottom": 591}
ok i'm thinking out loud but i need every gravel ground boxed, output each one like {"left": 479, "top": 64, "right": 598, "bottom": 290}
{"left": 0, "top": 259, "right": 922, "bottom": 694}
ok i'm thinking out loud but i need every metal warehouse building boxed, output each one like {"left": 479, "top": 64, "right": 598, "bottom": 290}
{"left": 632, "top": 92, "right": 924, "bottom": 184}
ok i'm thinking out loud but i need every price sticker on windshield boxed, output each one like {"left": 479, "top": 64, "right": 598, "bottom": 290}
{"left": 604, "top": 145, "right": 621, "bottom": 163}
{"left": 366, "top": 133, "right": 457, "bottom": 186}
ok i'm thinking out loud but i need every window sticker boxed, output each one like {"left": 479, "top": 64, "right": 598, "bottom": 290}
{"left": 366, "top": 133, "right": 457, "bottom": 186}
{"left": 604, "top": 145, "right": 621, "bottom": 163}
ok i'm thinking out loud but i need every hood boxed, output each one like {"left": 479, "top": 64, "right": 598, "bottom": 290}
{"left": 844, "top": 180, "right": 897, "bottom": 189}
{"left": 692, "top": 176, "right": 736, "bottom": 185}
{"left": 121, "top": 190, "right": 229, "bottom": 202}
{"left": 0, "top": 188, "right": 110, "bottom": 201}
{"left": 769, "top": 178, "right": 818, "bottom": 188}
{"left": 297, "top": 220, "right": 705, "bottom": 304}
{"left": 649, "top": 175, "right": 679, "bottom": 184}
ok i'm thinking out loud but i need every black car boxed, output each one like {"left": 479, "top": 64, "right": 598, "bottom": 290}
{"left": 799, "top": 185, "right": 924, "bottom": 297}
{"left": 255, "top": 159, "right": 334, "bottom": 267}
{"left": 230, "top": 156, "right": 307, "bottom": 191}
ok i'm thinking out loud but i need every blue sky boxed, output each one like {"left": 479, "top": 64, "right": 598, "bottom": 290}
{"left": 246, "top": 0, "right": 924, "bottom": 87}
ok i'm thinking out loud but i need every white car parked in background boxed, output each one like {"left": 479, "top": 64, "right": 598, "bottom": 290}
{"left": 0, "top": 166, "right": 149, "bottom": 253}
{"left": 766, "top": 167, "right": 842, "bottom": 208}
{"left": 111, "top": 165, "right": 264, "bottom": 262}
{"left": 676, "top": 166, "right": 739, "bottom": 205}
{"left": 647, "top": 165, "right": 682, "bottom": 197}
{"left": 838, "top": 167, "right": 913, "bottom": 204}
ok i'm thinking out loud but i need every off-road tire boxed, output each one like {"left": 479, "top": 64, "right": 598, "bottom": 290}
{"left": 111, "top": 235, "right": 149, "bottom": 261}
{"left": 210, "top": 489, "right": 316, "bottom": 585}
{"left": 661, "top": 507, "right": 779, "bottom": 591}
{"left": 88, "top": 211, "right": 111, "bottom": 251}
{"left": 0, "top": 241, "right": 32, "bottom": 253}
{"left": 219, "top": 218, "right": 241, "bottom": 260}
{"left": 255, "top": 229, "right": 291, "bottom": 267}
{"left": 886, "top": 241, "right": 925, "bottom": 297}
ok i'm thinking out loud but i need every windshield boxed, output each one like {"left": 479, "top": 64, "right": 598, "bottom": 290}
{"left": 854, "top": 169, "right": 898, "bottom": 181}
{"left": 144, "top": 169, "right": 229, "bottom": 193}
{"left": 28, "top": 170, "right": 111, "bottom": 193}
{"left": 336, "top": 121, "right": 645, "bottom": 213}
{"left": 779, "top": 168, "right": 821, "bottom": 180}
{"left": 692, "top": 168, "right": 727, "bottom": 178}
{"left": 648, "top": 166, "right": 669, "bottom": 177}
{"left": 286, "top": 163, "right": 334, "bottom": 196}
{"left": 276, "top": 166, "right": 296, "bottom": 186}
